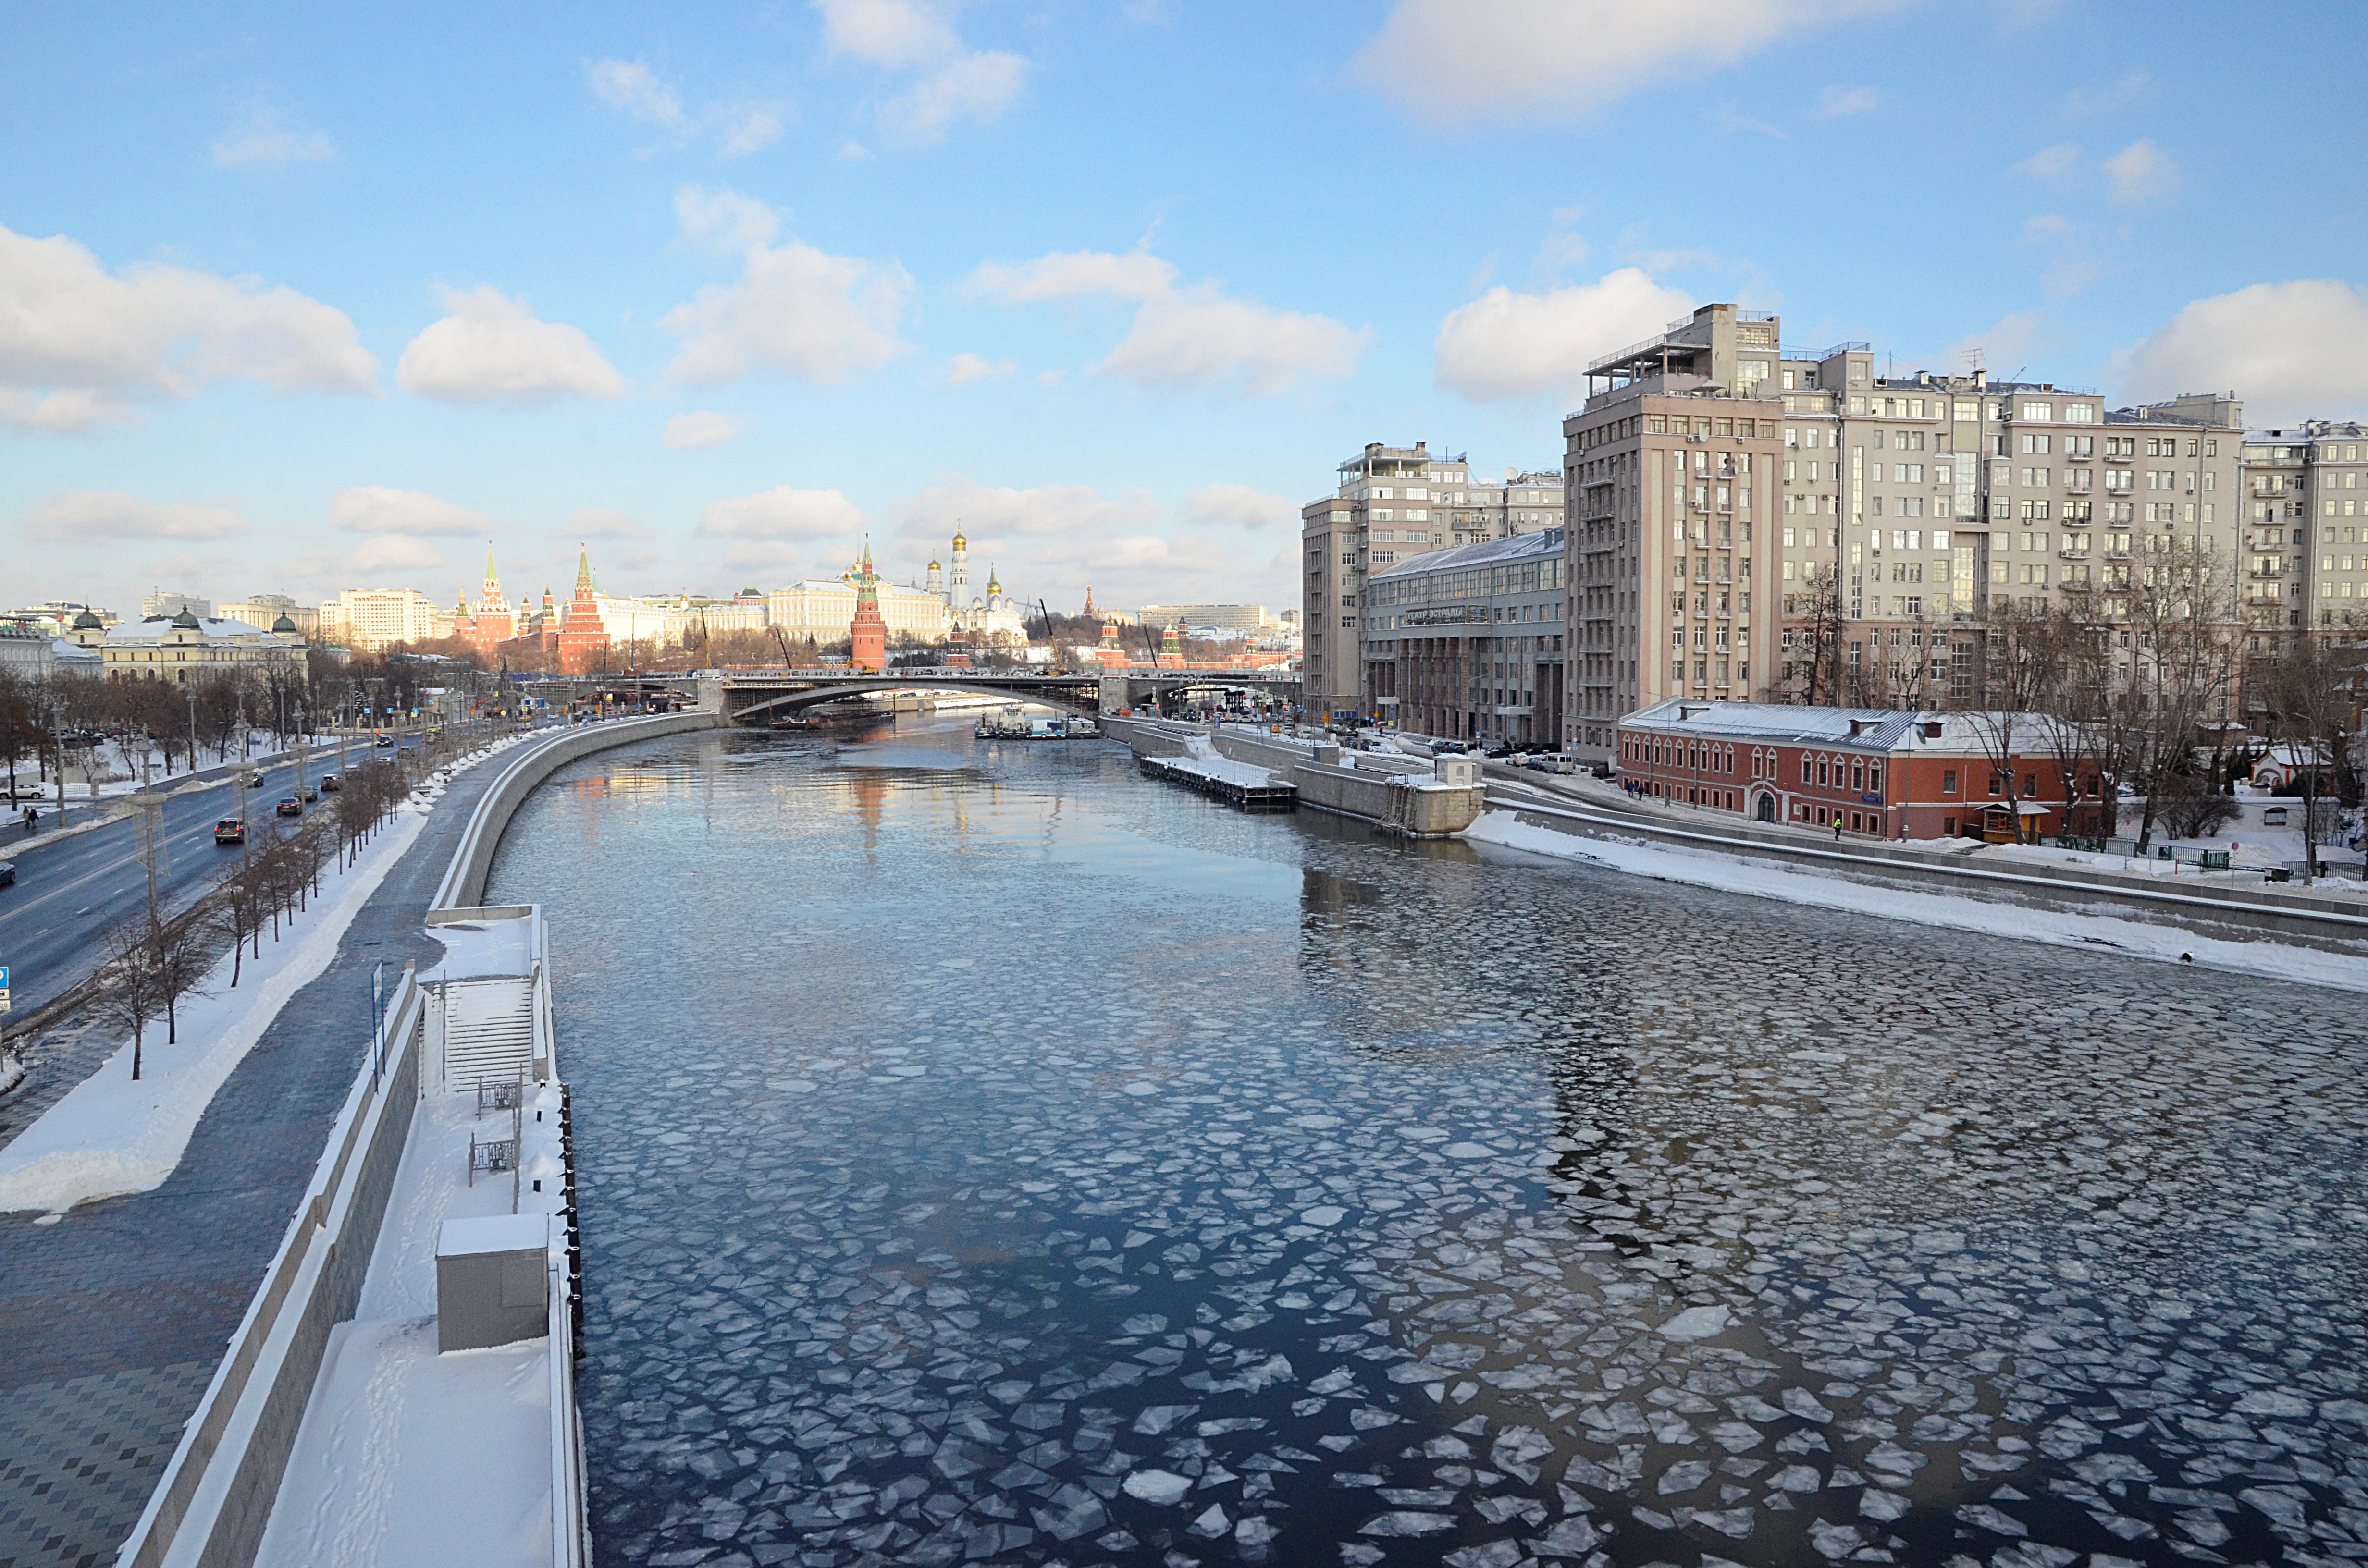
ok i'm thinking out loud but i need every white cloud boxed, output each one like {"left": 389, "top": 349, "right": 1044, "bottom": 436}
{"left": 346, "top": 535, "right": 455, "bottom": 574}
{"left": 2016, "top": 142, "right": 2081, "bottom": 181}
{"left": 945, "top": 352, "right": 1014, "bottom": 385}
{"left": 1352, "top": 0, "right": 1899, "bottom": 129}
{"left": 566, "top": 506, "right": 649, "bottom": 539}
{"left": 1817, "top": 85, "right": 1876, "bottom": 118}
{"left": 1936, "top": 311, "right": 2041, "bottom": 377}
{"left": 1711, "top": 105, "right": 1788, "bottom": 140}
{"left": 883, "top": 51, "right": 1027, "bottom": 143}
{"left": 1184, "top": 483, "right": 1295, "bottom": 529}
{"left": 963, "top": 248, "right": 1176, "bottom": 303}
{"left": 662, "top": 240, "right": 912, "bottom": 387}
{"left": 2066, "top": 69, "right": 2150, "bottom": 119}
{"left": 675, "top": 186, "right": 783, "bottom": 254}
{"left": 663, "top": 410, "right": 746, "bottom": 450}
{"left": 814, "top": 0, "right": 1026, "bottom": 143}
{"left": 970, "top": 246, "right": 1360, "bottom": 397}
{"left": 2103, "top": 138, "right": 2180, "bottom": 206}
{"left": 210, "top": 108, "right": 335, "bottom": 169}
{"left": 815, "top": 0, "right": 961, "bottom": 68}
{"left": 1101, "top": 288, "right": 1366, "bottom": 396}
{"left": 700, "top": 486, "right": 866, "bottom": 541}
{"left": 719, "top": 107, "right": 785, "bottom": 158}
{"left": 19, "top": 490, "right": 251, "bottom": 542}
{"left": 2121, "top": 280, "right": 2368, "bottom": 424}
{"left": 585, "top": 59, "right": 687, "bottom": 130}
{"left": 0, "top": 221, "right": 376, "bottom": 429}
{"left": 328, "top": 486, "right": 499, "bottom": 538}
{"left": 140, "top": 551, "right": 242, "bottom": 581}
{"left": 1434, "top": 267, "right": 1695, "bottom": 403}
{"left": 395, "top": 286, "right": 626, "bottom": 404}
{"left": 896, "top": 476, "right": 1161, "bottom": 544}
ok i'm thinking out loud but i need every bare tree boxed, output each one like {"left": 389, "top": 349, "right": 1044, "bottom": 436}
{"left": 150, "top": 907, "right": 219, "bottom": 1046}
{"left": 2250, "top": 613, "right": 2367, "bottom": 882}
{"left": 2119, "top": 537, "right": 2241, "bottom": 852}
{"left": 1782, "top": 565, "right": 1845, "bottom": 705}
{"left": 1957, "top": 600, "right": 2063, "bottom": 843}
{"left": 94, "top": 916, "right": 167, "bottom": 1080}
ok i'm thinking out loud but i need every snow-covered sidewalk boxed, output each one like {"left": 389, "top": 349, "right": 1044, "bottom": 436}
{"left": 1175, "top": 736, "right": 1281, "bottom": 789}
{"left": 1467, "top": 810, "right": 2368, "bottom": 994}
{"left": 0, "top": 809, "right": 428, "bottom": 1215}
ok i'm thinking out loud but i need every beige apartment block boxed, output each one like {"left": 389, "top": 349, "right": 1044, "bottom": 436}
{"left": 1301, "top": 441, "right": 1470, "bottom": 721}
{"left": 1560, "top": 302, "right": 2249, "bottom": 764}
{"left": 2246, "top": 419, "right": 2368, "bottom": 635}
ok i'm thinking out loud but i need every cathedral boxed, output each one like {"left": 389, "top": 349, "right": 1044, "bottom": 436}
{"left": 925, "top": 527, "right": 1027, "bottom": 642}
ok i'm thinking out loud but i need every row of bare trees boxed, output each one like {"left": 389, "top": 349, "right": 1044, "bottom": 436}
{"left": 90, "top": 757, "right": 417, "bottom": 1080}
{"left": 1775, "top": 539, "right": 2365, "bottom": 867}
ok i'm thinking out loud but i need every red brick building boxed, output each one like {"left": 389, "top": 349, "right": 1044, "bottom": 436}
{"left": 557, "top": 546, "right": 610, "bottom": 675}
{"left": 1614, "top": 700, "right": 2095, "bottom": 840}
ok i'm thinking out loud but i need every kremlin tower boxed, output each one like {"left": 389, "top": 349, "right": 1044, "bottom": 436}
{"left": 947, "top": 527, "right": 970, "bottom": 610}
{"left": 848, "top": 538, "right": 888, "bottom": 672}
{"left": 467, "top": 544, "right": 514, "bottom": 657}
{"left": 557, "top": 545, "right": 610, "bottom": 674}
{"left": 1157, "top": 620, "right": 1185, "bottom": 669}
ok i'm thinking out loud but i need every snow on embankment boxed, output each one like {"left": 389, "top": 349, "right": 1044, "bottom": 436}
{"left": 1466, "top": 809, "right": 2368, "bottom": 994}
{"left": 1174, "top": 735, "right": 1281, "bottom": 790}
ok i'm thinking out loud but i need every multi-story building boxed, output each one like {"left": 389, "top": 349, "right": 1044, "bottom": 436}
{"left": 1615, "top": 700, "right": 2089, "bottom": 841}
{"left": 2243, "top": 420, "right": 2368, "bottom": 634}
{"left": 318, "top": 588, "right": 454, "bottom": 651}
{"left": 218, "top": 594, "right": 321, "bottom": 641}
{"left": 765, "top": 575, "right": 953, "bottom": 645}
{"left": 99, "top": 609, "right": 309, "bottom": 684}
{"left": 1138, "top": 604, "right": 1277, "bottom": 634}
{"left": 140, "top": 590, "right": 212, "bottom": 620}
{"left": 1561, "top": 301, "right": 2247, "bottom": 765}
{"left": 1303, "top": 442, "right": 1471, "bottom": 721}
{"left": 1432, "top": 471, "right": 1566, "bottom": 547}
{"left": 1364, "top": 527, "right": 1567, "bottom": 744}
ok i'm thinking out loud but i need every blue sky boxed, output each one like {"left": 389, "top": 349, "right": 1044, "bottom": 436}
{"left": 6, "top": 0, "right": 2365, "bottom": 624}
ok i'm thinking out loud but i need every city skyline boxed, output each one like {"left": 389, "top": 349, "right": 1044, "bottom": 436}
{"left": 7, "top": 2, "right": 2366, "bottom": 622}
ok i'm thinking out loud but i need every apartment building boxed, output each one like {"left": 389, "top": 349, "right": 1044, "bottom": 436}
{"left": 318, "top": 588, "right": 455, "bottom": 650}
{"left": 2244, "top": 420, "right": 2368, "bottom": 633}
{"left": 219, "top": 593, "right": 322, "bottom": 641}
{"left": 1561, "top": 301, "right": 2247, "bottom": 765}
{"left": 1302, "top": 441, "right": 1470, "bottom": 721}
{"left": 1363, "top": 528, "right": 1566, "bottom": 743}
{"left": 1433, "top": 471, "right": 1566, "bottom": 546}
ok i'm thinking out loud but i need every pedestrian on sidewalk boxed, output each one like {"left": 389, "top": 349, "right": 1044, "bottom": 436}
{"left": 1833, "top": 819, "right": 1843, "bottom": 842}
{"left": 20, "top": 806, "right": 33, "bottom": 833}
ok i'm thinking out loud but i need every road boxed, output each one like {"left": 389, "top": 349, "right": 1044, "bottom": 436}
{"left": 0, "top": 736, "right": 425, "bottom": 1023}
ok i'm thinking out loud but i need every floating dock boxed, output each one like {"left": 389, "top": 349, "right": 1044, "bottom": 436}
{"left": 1138, "top": 753, "right": 1297, "bottom": 813}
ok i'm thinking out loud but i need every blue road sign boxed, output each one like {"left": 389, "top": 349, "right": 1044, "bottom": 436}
{"left": 0, "top": 966, "right": 10, "bottom": 988}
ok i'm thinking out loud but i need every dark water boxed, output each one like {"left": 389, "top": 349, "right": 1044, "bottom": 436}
{"left": 483, "top": 718, "right": 2368, "bottom": 1568}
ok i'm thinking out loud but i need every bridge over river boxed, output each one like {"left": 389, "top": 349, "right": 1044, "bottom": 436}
{"left": 717, "top": 666, "right": 1302, "bottom": 725}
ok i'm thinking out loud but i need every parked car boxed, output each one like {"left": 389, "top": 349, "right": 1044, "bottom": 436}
{"left": 0, "top": 860, "right": 14, "bottom": 888}
{"left": 275, "top": 798, "right": 302, "bottom": 818}
{"left": 319, "top": 773, "right": 342, "bottom": 793}
{"left": 5, "top": 783, "right": 46, "bottom": 800}
{"left": 1434, "top": 740, "right": 1470, "bottom": 755}
{"left": 214, "top": 818, "right": 246, "bottom": 845}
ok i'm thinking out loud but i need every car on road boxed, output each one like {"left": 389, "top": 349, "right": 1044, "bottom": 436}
{"left": 275, "top": 798, "right": 302, "bottom": 818}
{"left": 300, "top": 785, "right": 319, "bottom": 803}
{"left": 319, "top": 773, "right": 341, "bottom": 792}
{"left": 374, "top": 734, "right": 395, "bottom": 748}
{"left": 0, "top": 860, "right": 14, "bottom": 887}
{"left": 214, "top": 818, "right": 246, "bottom": 845}
{"left": 6, "top": 783, "right": 46, "bottom": 800}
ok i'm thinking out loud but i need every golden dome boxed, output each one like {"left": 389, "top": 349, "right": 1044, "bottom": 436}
{"left": 951, "top": 528, "right": 967, "bottom": 551}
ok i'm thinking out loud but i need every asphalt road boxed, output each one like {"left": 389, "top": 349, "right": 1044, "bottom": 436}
{"left": 0, "top": 737, "right": 424, "bottom": 1021}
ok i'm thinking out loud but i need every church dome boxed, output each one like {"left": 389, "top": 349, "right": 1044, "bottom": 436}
{"left": 171, "top": 607, "right": 201, "bottom": 630}
{"left": 72, "top": 609, "right": 102, "bottom": 630}
{"left": 271, "top": 613, "right": 298, "bottom": 634}
{"left": 951, "top": 529, "right": 967, "bottom": 551}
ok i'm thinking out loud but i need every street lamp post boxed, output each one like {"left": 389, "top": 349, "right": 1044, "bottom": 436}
{"left": 185, "top": 688, "right": 199, "bottom": 773}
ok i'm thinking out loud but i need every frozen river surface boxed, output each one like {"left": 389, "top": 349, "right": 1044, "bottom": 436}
{"left": 484, "top": 721, "right": 2368, "bottom": 1568}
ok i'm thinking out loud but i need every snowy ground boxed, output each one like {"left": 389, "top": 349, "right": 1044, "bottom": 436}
{"left": 12, "top": 731, "right": 353, "bottom": 803}
{"left": 253, "top": 1087, "right": 563, "bottom": 1568}
{"left": 1467, "top": 811, "right": 2368, "bottom": 994}
{"left": 0, "top": 809, "right": 426, "bottom": 1215}
{"left": 1177, "top": 737, "right": 1281, "bottom": 790}
{"left": 0, "top": 730, "right": 531, "bottom": 1215}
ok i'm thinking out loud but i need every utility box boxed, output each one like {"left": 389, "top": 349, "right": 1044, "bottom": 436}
{"left": 436, "top": 1213, "right": 550, "bottom": 1352}
{"left": 1435, "top": 756, "right": 1480, "bottom": 788}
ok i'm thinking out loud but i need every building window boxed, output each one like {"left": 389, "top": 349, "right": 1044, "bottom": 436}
{"left": 1942, "top": 769, "right": 1957, "bottom": 794}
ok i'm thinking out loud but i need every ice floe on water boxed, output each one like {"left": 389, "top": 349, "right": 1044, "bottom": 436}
{"left": 490, "top": 726, "right": 2368, "bottom": 1568}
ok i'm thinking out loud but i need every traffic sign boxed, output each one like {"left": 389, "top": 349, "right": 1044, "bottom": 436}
{"left": 0, "top": 966, "right": 10, "bottom": 987}
{"left": 0, "top": 990, "right": 11, "bottom": 1014}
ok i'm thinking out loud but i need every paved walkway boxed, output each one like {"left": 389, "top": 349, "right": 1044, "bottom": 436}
{"left": 0, "top": 760, "right": 502, "bottom": 1568}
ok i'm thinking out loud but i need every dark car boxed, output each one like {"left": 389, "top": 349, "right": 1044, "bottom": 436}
{"left": 214, "top": 818, "right": 246, "bottom": 845}
{"left": 0, "top": 860, "right": 15, "bottom": 888}
{"left": 275, "top": 798, "right": 302, "bottom": 818}
{"left": 374, "top": 734, "right": 395, "bottom": 748}
{"left": 319, "top": 773, "right": 341, "bottom": 793}
{"left": 1433, "top": 740, "right": 1470, "bottom": 755}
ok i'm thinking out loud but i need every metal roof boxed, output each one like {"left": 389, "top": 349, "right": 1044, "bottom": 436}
{"left": 1370, "top": 528, "right": 1565, "bottom": 583}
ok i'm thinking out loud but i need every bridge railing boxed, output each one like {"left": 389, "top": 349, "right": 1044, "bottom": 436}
{"left": 717, "top": 666, "right": 1300, "bottom": 682}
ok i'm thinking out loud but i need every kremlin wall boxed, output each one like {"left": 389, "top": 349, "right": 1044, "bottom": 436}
{"left": 438, "top": 530, "right": 1299, "bottom": 675}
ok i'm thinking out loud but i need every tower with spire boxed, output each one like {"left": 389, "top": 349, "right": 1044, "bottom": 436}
{"left": 946, "top": 526, "right": 970, "bottom": 611}
{"left": 848, "top": 536, "right": 888, "bottom": 672}
{"left": 558, "top": 544, "right": 611, "bottom": 674}
{"left": 469, "top": 543, "right": 515, "bottom": 654}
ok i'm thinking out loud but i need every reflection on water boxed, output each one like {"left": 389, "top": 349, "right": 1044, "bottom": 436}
{"left": 484, "top": 718, "right": 2368, "bottom": 1568}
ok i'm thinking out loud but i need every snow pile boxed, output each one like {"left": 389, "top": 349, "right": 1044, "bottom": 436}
{"left": 1468, "top": 810, "right": 2368, "bottom": 993}
{"left": 0, "top": 808, "right": 427, "bottom": 1214}
{"left": 1176, "top": 737, "right": 1281, "bottom": 790}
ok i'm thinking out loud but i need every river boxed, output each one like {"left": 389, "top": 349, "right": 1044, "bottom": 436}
{"left": 483, "top": 716, "right": 2368, "bottom": 1568}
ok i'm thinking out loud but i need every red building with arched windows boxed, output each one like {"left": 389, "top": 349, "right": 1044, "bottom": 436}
{"left": 1614, "top": 700, "right": 2097, "bottom": 841}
